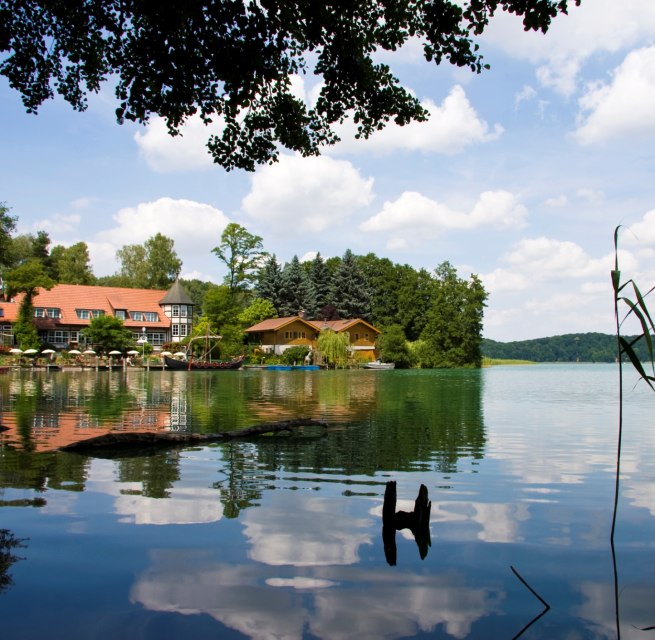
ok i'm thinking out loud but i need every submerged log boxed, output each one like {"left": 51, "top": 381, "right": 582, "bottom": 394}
{"left": 59, "top": 418, "right": 330, "bottom": 454}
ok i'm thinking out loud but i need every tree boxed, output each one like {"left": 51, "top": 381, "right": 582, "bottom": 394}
{"left": 0, "top": 1, "right": 578, "bottom": 171}
{"left": 212, "top": 223, "right": 266, "bottom": 293}
{"left": 116, "top": 243, "right": 148, "bottom": 287}
{"left": 81, "top": 315, "right": 134, "bottom": 354}
{"left": 143, "top": 233, "right": 182, "bottom": 288}
{"left": 0, "top": 203, "right": 17, "bottom": 270}
{"left": 4, "top": 259, "right": 55, "bottom": 349}
{"left": 308, "top": 253, "right": 333, "bottom": 317}
{"left": 279, "top": 255, "right": 315, "bottom": 317}
{"left": 419, "top": 262, "right": 487, "bottom": 368}
{"left": 331, "top": 249, "right": 371, "bottom": 320}
{"left": 51, "top": 242, "right": 96, "bottom": 285}
{"left": 317, "top": 329, "right": 350, "bottom": 369}
{"left": 237, "top": 299, "right": 278, "bottom": 328}
{"left": 377, "top": 325, "right": 412, "bottom": 368}
{"left": 116, "top": 233, "right": 181, "bottom": 288}
{"left": 255, "top": 255, "right": 284, "bottom": 313}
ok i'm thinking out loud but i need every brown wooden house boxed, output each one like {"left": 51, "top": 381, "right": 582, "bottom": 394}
{"left": 245, "top": 316, "right": 381, "bottom": 361}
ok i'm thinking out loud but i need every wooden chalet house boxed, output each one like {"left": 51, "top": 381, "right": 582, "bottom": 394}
{"left": 245, "top": 315, "right": 381, "bottom": 362}
{"left": 0, "top": 280, "right": 194, "bottom": 350}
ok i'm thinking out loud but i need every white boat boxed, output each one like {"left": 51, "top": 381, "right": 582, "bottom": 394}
{"left": 364, "top": 361, "right": 395, "bottom": 370}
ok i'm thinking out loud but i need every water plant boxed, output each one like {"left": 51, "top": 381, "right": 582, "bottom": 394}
{"left": 611, "top": 226, "right": 655, "bottom": 637}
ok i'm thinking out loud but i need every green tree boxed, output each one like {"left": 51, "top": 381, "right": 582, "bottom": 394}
{"left": 144, "top": 233, "right": 182, "bottom": 288}
{"left": 237, "top": 298, "right": 278, "bottom": 328}
{"left": 81, "top": 315, "right": 134, "bottom": 354}
{"left": 279, "top": 255, "right": 315, "bottom": 317}
{"left": 317, "top": 329, "right": 350, "bottom": 369}
{"left": 51, "top": 242, "right": 96, "bottom": 285}
{"left": 377, "top": 325, "right": 412, "bottom": 368}
{"left": 5, "top": 259, "right": 55, "bottom": 349}
{"left": 1, "top": 2, "right": 577, "bottom": 170}
{"left": 116, "top": 233, "right": 182, "bottom": 288}
{"left": 308, "top": 252, "right": 333, "bottom": 317}
{"left": 331, "top": 249, "right": 371, "bottom": 320}
{"left": 420, "top": 262, "right": 487, "bottom": 368}
{"left": 255, "top": 254, "right": 284, "bottom": 313}
{"left": 0, "top": 203, "right": 17, "bottom": 269}
{"left": 202, "top": 285, "right": 245, "bottom": 355}
{"left": 213, "top": 223, "right": 266, "bottom": 293}
{"left": 116, "top": 243, "right": 148, "bottom": 286}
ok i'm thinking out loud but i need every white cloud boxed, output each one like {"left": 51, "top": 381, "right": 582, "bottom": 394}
{"left": 329, "top": 85, "right": 503, "bottom": 155}
{"left": 575, "top": 47, "right": 655, "bottom": 145}
{"left": 502, "top": 237, "right": 610, "bottom": 280}
{"left": 360, "top": 190, "right": 527, "bottom": 237}
{"left": 90, "top": 197, "right": 230, "bottom": 277}
{"left": 241, "top": 154, "right": 374, "bottom": 233}
{"left": 134, "top": 114, "right": 226, "bottom": 172}
{"left": 515, "top": 84, "right": 537, "bottom": 107}
{"left": 544, "top": 195, "right": 569, "bottom": 208}
{"left": 483, "top": 0, "right": 655, "bottom": 95}
{"left": 32, "top": 213, "right": 81, "bottom": 235}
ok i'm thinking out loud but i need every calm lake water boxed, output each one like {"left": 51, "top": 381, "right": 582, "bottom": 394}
{"left": 1, "top": 364, "right": 654, "bottom": 639}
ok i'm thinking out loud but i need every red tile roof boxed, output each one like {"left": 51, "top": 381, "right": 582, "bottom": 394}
{"left": 244, "top": 316, "right": 380, "bottom": 334}
{"left": 0, "top": 284, "right": 172, "bottom": 329}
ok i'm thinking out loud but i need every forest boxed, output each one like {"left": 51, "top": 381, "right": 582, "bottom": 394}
{"left": 0, "top": 208, "right": 488, "bottom": 368}
{"left": 482, "top": 332, "right": 651, "bottom": 363}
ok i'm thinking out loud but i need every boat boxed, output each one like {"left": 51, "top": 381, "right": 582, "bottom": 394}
{"left": 162, "top": 330, "right": 245, "bottom": 370}
{"left": 364, "top": 361, "right": 395, "bottom": 370}
{"left": 164, "top": 354, "right": 245, "bottom": 371}
{"left": 266, "top": 364, "right": 321, "bottom": 371}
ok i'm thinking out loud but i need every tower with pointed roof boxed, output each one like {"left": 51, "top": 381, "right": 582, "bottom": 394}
{"left": 159, "top": 280, "right": 194, "bottom": 343}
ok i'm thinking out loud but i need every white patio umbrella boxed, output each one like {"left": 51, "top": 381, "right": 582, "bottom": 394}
{"left": 83, "top": 349, "right": 96, "bottom": 355}
{"left": 108, "top": 350, "right": 122, "bottom": 356}
{"left": 126, "top": 350, "right": 139, "bottom": 355}
{"left": 41, "top": 349, "right": 56, "bottom": 355}
{"left": 160, "top": 351, "right": 172, "bottom": 356}
{"left": 9, "top": 348, "right": 22, "bottom": 354}
{"left": 173, "top": 352, "right": 186, "bottom": 358}
{"left": 68, "top": 349, "right": 82, "bottom": 355}
{"left": 23, "top": 348, "right": 38, "bottom": 355}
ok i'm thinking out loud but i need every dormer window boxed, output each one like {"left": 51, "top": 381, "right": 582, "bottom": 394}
{"left": 35, "top": 307, "right": 61, "bottom": 318}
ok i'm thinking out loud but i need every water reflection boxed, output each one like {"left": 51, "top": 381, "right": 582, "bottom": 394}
{"left": 4, "top": 366, "right": 652, "bottom": 638}
{"left": 0, "top": 529, "right": 27, "bottom": 594}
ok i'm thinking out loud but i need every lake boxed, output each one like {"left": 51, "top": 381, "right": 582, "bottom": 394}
{"left": 0, "top": 364, "right": 654, "bottom": 639}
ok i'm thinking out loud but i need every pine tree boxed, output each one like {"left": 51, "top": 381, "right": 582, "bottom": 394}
{"left": 308, "top": 252, "right": 332, "bottom": 318}
{"left": 279, "top": 256, "right": 315, "bottom": 317}
{"left": 330, "top": 250, "right": 371, "bottom": 320}
{"left": 255, "top": 254, "right": 283, "bottom": 313}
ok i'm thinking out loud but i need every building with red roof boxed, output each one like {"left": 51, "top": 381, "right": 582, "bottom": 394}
{"left": 0, "top": 280, "right": 194, "bottom": 349}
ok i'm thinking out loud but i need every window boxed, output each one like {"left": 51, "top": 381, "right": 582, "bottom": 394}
{"left": 172, "top": 324, "right": 179, "bottom": 336}
{"left": 115, "top": 310, "right": 126, "bottom": 320}
{"left": 34, "top": 308, "right": 45, "bottom": 317}
{"left": 0, "top": 309, "right": 4, "bottom": 318}
{"left": 172, "top": 305, "right": 179, "bottom": 317}
{"left": 354, "top": 333, "right": 360, "bottom": 341}
{"left": 131, "top": 311, "right": 143, "bottom": 321}
{"left": 180, "top": 305, "right": 188, "bottom": 317}
{"left": 76, "top": 309, "right": 104, "bottom": 319}
{"left": 180, "top": 324, "right": 188, "bottom": 337}
{"left": 144, "top": 312, "right": 158, "bottom": 322}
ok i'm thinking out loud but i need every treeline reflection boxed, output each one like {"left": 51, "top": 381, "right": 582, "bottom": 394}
{"left": 0, "top": 369, "right": 485, "bottom": 511}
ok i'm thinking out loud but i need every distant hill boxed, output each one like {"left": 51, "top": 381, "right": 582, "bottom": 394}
{"left": 482, "top": 332, "right": 651, "bottom": 363}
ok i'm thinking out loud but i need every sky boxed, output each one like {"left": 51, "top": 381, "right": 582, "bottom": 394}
{"left": 2, "top": 0, "right": 655, "bottom": 342}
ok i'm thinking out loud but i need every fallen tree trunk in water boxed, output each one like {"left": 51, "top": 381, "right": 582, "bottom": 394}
{"left": 59, "top": 418, "right": 330, "bottom": 453}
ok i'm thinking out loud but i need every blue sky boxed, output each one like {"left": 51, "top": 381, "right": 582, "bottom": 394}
{"left": 3, "top": 0, "right": 655, "bottom": 342}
